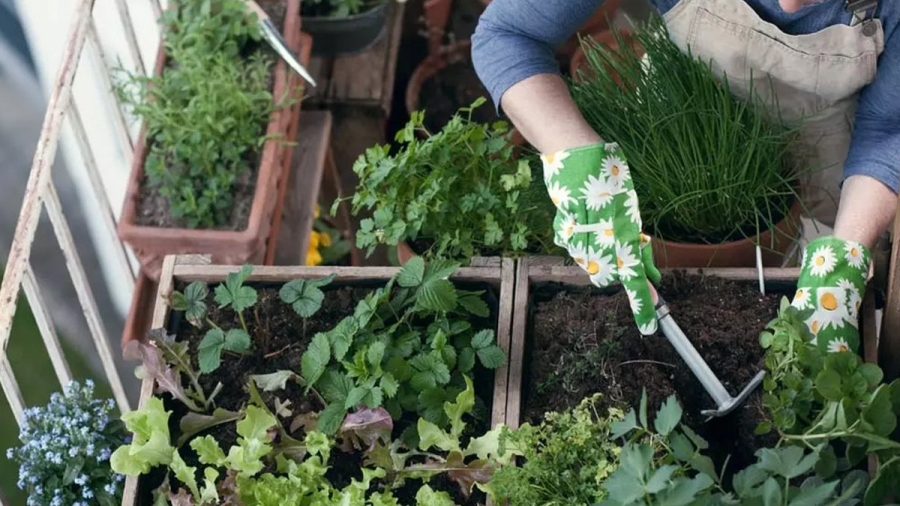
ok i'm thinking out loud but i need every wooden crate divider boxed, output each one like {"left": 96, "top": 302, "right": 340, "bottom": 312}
{"left": 122, "top": 254, "right": 515, "bottom": 504}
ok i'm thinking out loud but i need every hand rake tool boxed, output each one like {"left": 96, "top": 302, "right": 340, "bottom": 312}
{"left": 654, "top": 293, "right": 766, "bottom": 419}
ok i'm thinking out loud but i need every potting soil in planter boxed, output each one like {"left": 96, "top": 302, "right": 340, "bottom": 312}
{"left": 137, "top": 279, "right": 500, "bottom": 505}
{"left": 420, "top": 60, "right": 499, "bottom": 133}
{"left": 135, "top": 1, "right": 288, "bottom": 232}
{"left": 523, "top": 271, "right": 788, "bottom": 476}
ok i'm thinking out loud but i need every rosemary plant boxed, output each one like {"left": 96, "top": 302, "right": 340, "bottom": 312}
{"left": 570, "top": 15, "right": 802, "bottom": 245}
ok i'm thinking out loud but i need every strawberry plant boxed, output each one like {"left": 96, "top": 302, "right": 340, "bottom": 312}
{"left": 298, "top": 257, "right": 507, "bottom": 435}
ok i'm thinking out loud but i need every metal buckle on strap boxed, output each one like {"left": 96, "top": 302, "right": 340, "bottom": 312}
{"left": 845, "top": 0, "right": 878, "bottom": 36}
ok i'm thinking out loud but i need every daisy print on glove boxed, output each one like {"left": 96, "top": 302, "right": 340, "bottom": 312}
{"left": 792, "top": 236, "right": 873, "bottom": 355}
{"left": 543, "top": 141, "right": 660, "bottom": 336}
{"left": 541, "top": 150, "right": 569, "bottom": 183}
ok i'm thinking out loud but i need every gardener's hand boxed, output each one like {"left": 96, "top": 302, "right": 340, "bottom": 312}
{"left": 790, "top": 236, "right": 871, "bottom": 354}
{"left": 541, "top": 141, "right": 661, "bottom": 335}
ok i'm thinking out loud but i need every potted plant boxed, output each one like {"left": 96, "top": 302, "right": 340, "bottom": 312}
{"left": 339, "top": 99, "right": 560, "bottom": 265}
{"left": 113, "top": 257, "right": 517, "bottom": 504}
{"left": 300, "top": 0, "right": 402, "bottom": 56}
{"left": 569, "top": 16, "right": 803, "bottom": 268}
{"left": 115, "top": 0, "right": 309, "bottom": 282}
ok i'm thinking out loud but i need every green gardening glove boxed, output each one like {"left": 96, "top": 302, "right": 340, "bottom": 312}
{"left": 791, "top": 236, "right": 870, "bottom": 354}
{"left": 541, "top": 142, "right": 661, "bottom": 335}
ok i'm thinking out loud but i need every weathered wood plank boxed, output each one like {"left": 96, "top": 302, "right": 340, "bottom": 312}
{"left": 880, "top": 209, "right": 900, "bottom": 380}
{"left": 305, "top": 2, "right": 404, "bottom": 113}
{"left": 505, "top": 257, "right": 531, "bottom": 430}
{"left": 271, "top": 111, "right": 333, "bottom": 265}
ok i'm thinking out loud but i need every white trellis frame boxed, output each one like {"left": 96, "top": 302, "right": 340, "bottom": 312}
{"left": 0, "top": 0, "right": 163, "bottom": 457}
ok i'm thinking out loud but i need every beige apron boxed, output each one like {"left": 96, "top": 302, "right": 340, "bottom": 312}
{"left": 662, "top": 0, "right": 884, "bottom": 231}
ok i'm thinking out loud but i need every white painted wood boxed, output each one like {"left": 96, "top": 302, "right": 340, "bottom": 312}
{"left": 0, "top": 355, "right": 26, "bottom": 426}
{"left": 43, "top": 181, "right": 132, "bottom": 414}
{"left": 22, "top": 263, "right": 74, "bottom": 388}
{"left": 68, "top": 100, "right": 137, "bottom": 288}
{"left": 86, "top": 20, "right": 135, "bottom": 160}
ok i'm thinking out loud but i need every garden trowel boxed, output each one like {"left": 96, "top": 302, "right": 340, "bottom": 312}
{"left": 654, "top": 294, "right": 766, "bottom": 419}
{"left": 244, "top": 0, "right": 317, "bottom": 87}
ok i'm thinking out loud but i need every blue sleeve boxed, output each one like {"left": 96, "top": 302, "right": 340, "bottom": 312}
{"left": 470, "top": 0, "right": 604, "bottom": 113}
{"left": 844, "top": 30, "right": 900, "bottom": 194}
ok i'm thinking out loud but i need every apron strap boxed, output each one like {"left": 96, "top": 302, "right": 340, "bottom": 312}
{"left": 845, "top": 0, "right": 878, "bottom": 35}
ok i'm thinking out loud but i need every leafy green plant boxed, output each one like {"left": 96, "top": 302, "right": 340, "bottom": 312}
{"left": 299, "top": 257, "right": 506, "bottom": 434}
{"left": 112, "top": 373, "right": 516, "bottom": 505}
{"left": 171, "top": 265, "right": 259, "bottom": 373}
{"left": 758, "top": 299, "right": 900, "bottom": 505}
{"left": 338, "top": 98, "right": 557, "bottom": 261}
{"left": 600, "top": 392, "right": 863, "bottom": 506}
{"left": 116, "top": 0, "right": 296, "bottom": 229}
{"left": 570, "top": 15, "right": 801, "bottom": 244}
{"left": 487, "top": 394, "right": 625, "bottom": 506}
{"left": 279, "top": 273, "right": 336, "bottom": 338}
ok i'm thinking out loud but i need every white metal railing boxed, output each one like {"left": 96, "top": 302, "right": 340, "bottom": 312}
{"left": 0, "top": 0, "right": 163, "bottom": 432}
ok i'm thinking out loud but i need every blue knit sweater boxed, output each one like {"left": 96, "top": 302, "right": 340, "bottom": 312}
{"left": 471, "top": 0, "right": 900, "bottom": 193}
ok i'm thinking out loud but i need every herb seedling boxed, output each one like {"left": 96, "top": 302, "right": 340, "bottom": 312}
{"left": 279, "top": 273, "right": 336, "bottom": 339}
{"left": 339, "top": 98, "right": 558, "bottom": 261}
{"left": 170, "top": 264, "right": 258, "bottom": 374}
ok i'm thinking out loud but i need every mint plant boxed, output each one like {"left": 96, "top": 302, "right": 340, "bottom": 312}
{"left": 758, "top": 299, "right": 900, "bottom": 505}
{"left": 600, "top": 392, "right": 862, "bottom": 506}
{"left": 339, "top": 98, "right": 557, "bottom": 261}
{"left": 300, "top": 257, "right": 507, "bottom": 435}
{"left": 115, "top": 0, "right": 296, "bottom": 229}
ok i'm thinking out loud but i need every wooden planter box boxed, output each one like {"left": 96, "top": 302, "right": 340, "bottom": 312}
{"left": 117, "top": 0, "right": 310, "bottom": 282}
{"left": 504, "top": 255, "right": 881, "bottom": 485}
{"left": 121, "top": 254, "right": 515, "bottom": 505}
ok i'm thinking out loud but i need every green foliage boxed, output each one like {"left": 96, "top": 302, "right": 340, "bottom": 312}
{"left": 599, "top": 392, "right": 860, "bottom": 506}
{"left": 488, "top": 394, "right": 625, "bottom": 506}
{"left": 301, "top": 257, "right": 506, "bottom": 433}
{"left": 340, "top": 98, "right": 557, "bottom": 261}
{"left": 171, "top": 265, "right": 260, "bottom": 374}
{"left": 279, "top": 274, "right": 336, "bottom": 318}
{"left": 118, "top": 376, "right": 517, "bottom": 505}
{"left": 759, "top": 298, "right": 900, "bottom": 505}
{"left": 570, "top": 15, "right": 800, "bottom": 244}
{"left": 110, "top": 397, "right": 175, "bottom": 476}
{"left": 115, "top": 0, "right": 295, "bottom": 229}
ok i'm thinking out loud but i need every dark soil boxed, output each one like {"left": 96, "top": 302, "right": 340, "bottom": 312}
{"left": 523, "top": 271, "right": 788, "bottom": 478}
{"left": 138, "top": 278, "right": 498, "bottom": 505}
{"left": 419, "top": 59, "right": 499, "bottom": 134}
{"left": 134, "top": 0, "right": 289, "bottom": 231}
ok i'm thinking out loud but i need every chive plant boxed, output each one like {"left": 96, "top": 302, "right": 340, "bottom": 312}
{"left": 570, "top": 15, "right": 804, "bottom": 245}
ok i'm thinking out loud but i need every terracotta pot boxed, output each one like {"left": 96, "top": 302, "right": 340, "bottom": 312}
{"left": 117, "top": 1, "right": 309, "bottom": 282}
{"left": 406, "top": 39, "right": 528, "bottom": 151}
{"left": 650, "top": 202, "right": 802, "bottom": 268}
{"left": 396, "top": 241, "right": 416, "bottom": 265}
{"left": 569, "top": 28, "right": 641, "bottom": 85}
{"left": 423, "top": 0, "right": 453, "bottom": 55}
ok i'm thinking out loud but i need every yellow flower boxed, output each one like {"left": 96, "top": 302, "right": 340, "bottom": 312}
{"left": 319, "top": 231, "right": 332, "bottom": 248}
{"left": 306, "top": 248, "right": 322, "bottom": 266}
{"left": 309, "top": 232, "right": 320, "bottom": 249}
{"left": 314, "top": 204, "right": 321, "bottom": 219}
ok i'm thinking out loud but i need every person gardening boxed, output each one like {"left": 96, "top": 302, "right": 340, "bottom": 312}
{"left": 471, "top": 0, "right": 899, "bottom": 356}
